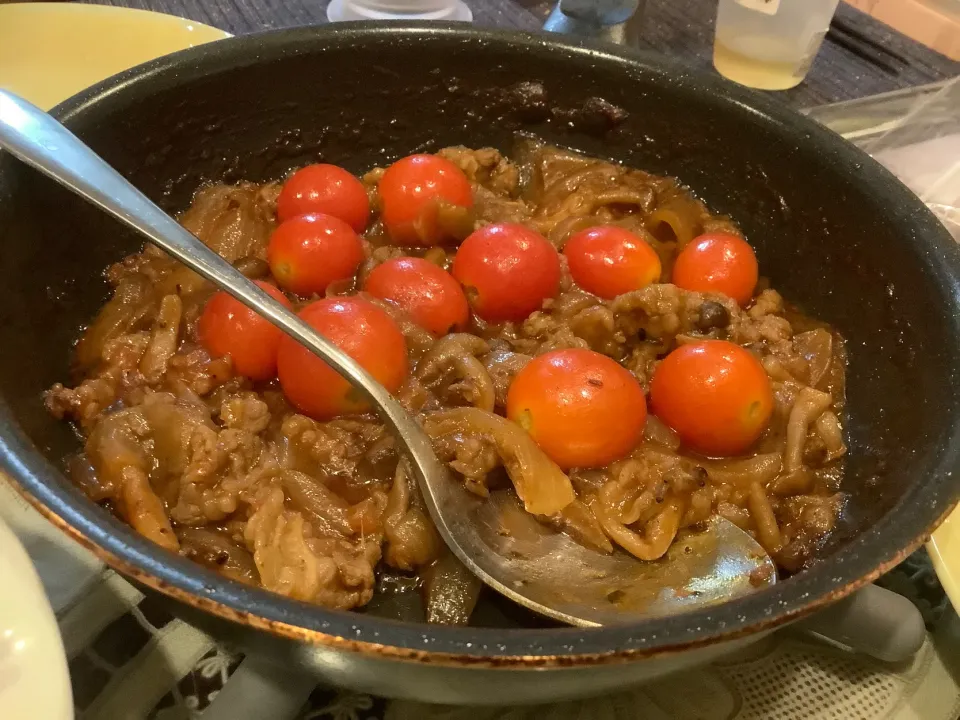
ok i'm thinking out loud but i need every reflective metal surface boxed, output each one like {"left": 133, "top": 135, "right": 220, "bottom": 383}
{"left": 433, "top": 485, "right": 776, "bottom": 626}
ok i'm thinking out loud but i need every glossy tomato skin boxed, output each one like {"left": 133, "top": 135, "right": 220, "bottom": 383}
{"left": 378, "top": 154, "right": 474, "bottom": 247}
{"left": 672, "top": 232, "right": 758, "bottom": 306}
{"left": 564, "top": 226, "right": 662, "bottom": 299}
{"left": 650, "top": 339, "right": 773, "bottom": 457}
{"left": 452, "top": 223, "right": 561, "bottom": 323}
{"left": 276, "top": 297, "right": 407, "bottom": 419}
{"left": 506, "top": 348, "right": 647, "bottom": 469}
{"left": 267, "top": 213, "right": 364, "bottom": 296}
{"left": 364, "top": 257, "right": 469, "bottom": 336}
{"left": 198, "top": 281, "right": 292, "bottom": 381}
{"left": 276, "top": 164, "right": 370, "bottom": 232}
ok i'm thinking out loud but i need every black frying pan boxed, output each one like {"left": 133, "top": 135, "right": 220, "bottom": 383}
{"left": 0, "top": 24, "right": 958, "bottom": 704}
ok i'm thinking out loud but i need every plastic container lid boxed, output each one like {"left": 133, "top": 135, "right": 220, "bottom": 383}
{"left": 327, "top": 0, "right": 472, "bottom": 22}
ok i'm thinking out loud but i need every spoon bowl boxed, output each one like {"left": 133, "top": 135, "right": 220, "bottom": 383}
{"left": 432, "top": 482, "right": 775, "bottom": 626}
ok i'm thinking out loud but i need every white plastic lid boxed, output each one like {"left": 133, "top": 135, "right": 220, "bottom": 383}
{"left": 327, "top": 0, "right": 472, "bottom": 22}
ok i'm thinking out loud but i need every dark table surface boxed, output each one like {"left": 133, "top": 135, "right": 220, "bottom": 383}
{"left": 79, "top": 0, "right": 958, "bottom": 108}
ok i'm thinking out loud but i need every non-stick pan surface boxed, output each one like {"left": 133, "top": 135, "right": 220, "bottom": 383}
{"left": 0, "top": 25, "right": 958, "bottom": 671}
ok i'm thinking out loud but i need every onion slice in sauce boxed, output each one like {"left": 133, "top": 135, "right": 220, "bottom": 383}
{"left": 424, "top": 407, "right": 576, "bottom": 516}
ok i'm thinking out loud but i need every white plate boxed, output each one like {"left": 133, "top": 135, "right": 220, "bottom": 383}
{"left": 0, "top": 516, "right": 72, "bottom": 720}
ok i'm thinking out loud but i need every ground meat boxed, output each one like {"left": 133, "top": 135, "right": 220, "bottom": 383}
{"left": 432, "top": 431, "right": 501, "bottom": 497}
{"left": 243, "top": 485, "right": 381, "bottom": 608}
{"left": 438, "top": 146, "right": 521, "bottom": 197}
{"left": 219, "top": 392, "right": 271, "bottom": 433}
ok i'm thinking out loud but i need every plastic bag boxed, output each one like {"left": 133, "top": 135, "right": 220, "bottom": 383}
{"left": 805, "top": 77, "right": 960, "bottom": 240}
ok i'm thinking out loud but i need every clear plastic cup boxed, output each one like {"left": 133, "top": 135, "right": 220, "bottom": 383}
{"left": 713, "top": 0, "right": 841, "bottom": 91}
{"left": 327, "top": 0, "right": 472, "bottom": 22}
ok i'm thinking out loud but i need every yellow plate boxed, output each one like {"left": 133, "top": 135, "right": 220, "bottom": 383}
{"left": 930, "top": 513, "right": 960, "bottom": 610}
{"left": 0, "top": 2, "right": 230, "bottom": 111}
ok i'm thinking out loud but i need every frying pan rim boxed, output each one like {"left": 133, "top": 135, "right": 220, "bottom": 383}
{"left": 2, "top": 22, "right": 959, "bottom": 665}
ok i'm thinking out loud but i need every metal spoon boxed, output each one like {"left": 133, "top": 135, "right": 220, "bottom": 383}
{"left": 0, "top": 89, "right": 774, "bottom": 626}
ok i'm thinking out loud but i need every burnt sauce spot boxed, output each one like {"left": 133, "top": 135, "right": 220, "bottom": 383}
{"left": 493, "top": 81, "right": 550, "bottom": 124}
{"left": 485, "top": 82, "right": 628, "bottom": 137}
{"left": 552, "top": 96, "right": 630, "bottom": 136}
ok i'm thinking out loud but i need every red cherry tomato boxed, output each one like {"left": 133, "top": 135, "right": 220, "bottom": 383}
{"left": 378, "top": 154, "right": 474, "bottom": 247}
{"left": 364, "top": 257, "right": 469, "bottom": 336}
{"left": 198, "top": 281, "right": 292, "bottom": 381}
{"left": 650, "top": 340, "right": 773, "bottom": 457}
{"left": 267, "top": 213, "right": 364, "bottom": 296}
{"left": 506, "top": 349, "right": 647, "bottom": 469}
{"left": 563, "top": 226, "right": 662, "bottom": 299}
{"left": 276, "top": 164, "right": 370, "bottom": 232}
{"left": 452, "top": 223, "right": 561, "bottom": 323}
{"left": 672, "top": 232, "right": 758, "bottom": 306}
{"left": 276, "top": 297, "right": 408, "bottom": 419}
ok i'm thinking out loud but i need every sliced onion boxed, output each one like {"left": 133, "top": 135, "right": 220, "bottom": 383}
{"left": 548, "top": 498, "right": 613, "bottom": 553}
{"left": 281, "top": 470, "right": 353, "bottom": 537}
{"left": 178, "top": 526, "right": 258, "bottom": 584}
{"left": 421, "top": 549, "right": 482, "bottom": 625}
{"left": 424, "top": 407, "right": 575, "bottom": 516}
{"left": 784, "top": 387, "right": 833, "bottom": 472}
{"left": 700, "top": 453, "right": 782, "bottom": 489}
{"left": 794, "top": 329, "right": 833, "bottom": 388}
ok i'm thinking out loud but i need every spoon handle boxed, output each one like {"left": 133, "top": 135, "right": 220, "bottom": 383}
{"left": 0, "top": 89, "right": 446, "bottom": 511}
